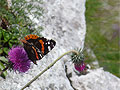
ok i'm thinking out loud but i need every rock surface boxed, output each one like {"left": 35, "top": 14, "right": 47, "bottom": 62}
{"left": 0, "top": 0, "right": 120, "bottom": 90}
{"left": 66, "top": 62, "right": 120, "bottom": 90}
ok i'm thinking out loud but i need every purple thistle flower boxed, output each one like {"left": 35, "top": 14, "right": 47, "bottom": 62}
{"left": 8, "top": 46, "right": 31, "bottom": 73}
{"left": 74, "top": 62, "right": 86, "bottom": 72}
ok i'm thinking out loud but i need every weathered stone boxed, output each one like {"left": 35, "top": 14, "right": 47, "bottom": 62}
{"left": 1, "top": 0, "right": 119, "bottom": 90}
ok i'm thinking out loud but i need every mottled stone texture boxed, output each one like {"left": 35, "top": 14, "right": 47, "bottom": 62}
{"left": 0, "top": 0, "right": 120, "bottom": 90}
{"left": 66, "top": 62, "right": 120, "bottom": 90}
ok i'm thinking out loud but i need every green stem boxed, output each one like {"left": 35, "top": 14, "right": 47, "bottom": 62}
{"left": 21, "top": 50, "right": 78, "bottom": 90}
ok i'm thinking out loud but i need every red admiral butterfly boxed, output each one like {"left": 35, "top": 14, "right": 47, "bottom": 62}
{"left": 21, "top": 34, "right": 56, "bottom": 64}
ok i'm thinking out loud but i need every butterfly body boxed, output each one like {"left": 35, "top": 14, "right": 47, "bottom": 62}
{"left": 21, "top": 34, "right": 56, "bottom": 64}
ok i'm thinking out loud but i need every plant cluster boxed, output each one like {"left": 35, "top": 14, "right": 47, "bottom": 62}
{"left": 0, "top": 0, "right": 43, "bottom": 78}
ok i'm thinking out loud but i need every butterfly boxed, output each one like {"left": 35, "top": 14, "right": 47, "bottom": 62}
{"left": 21, "top": 34, "right": 56, "bottom": 64}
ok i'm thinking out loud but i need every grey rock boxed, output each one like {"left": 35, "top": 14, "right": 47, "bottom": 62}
{"left": 66, "top": 62, "right": 120, "bottom": 90}
{"left": 0, "top": 0, "right": 120, "bottom": 90}
{"left": 0, "top": 0, "right": 86, "bottom": 90}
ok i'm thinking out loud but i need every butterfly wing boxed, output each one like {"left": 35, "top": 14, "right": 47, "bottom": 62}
{"left": 36, "top": 37, "right": 56, "bottom": 55}
{"left": 21, "top": 34, "right": 56, "bottom": 64}
{"left": 21, "top": 39, "right": 40, "bottom": 64}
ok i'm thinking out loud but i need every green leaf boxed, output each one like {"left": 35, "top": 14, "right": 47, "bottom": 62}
{"left": 3, "top": 32, "right": 11, "bottom": 42}
{"left": 3, "top": 47, "right": 9, "bottom": 55}
{"left": 12, "top": 36, "right": 18, "bottom": 40}
{"left": 0, "top": 49, "right": 3, "bottom": 54}
{"left": 0, "top": 62, "right": 7, "bottom": 79}
{"left": 0, "top": 30, "right": 2, "bottom": 40}
{"left": 8, "top": 42, "right": 13, "bottom": 48}
{"left": 10, "top": 40, "right": 18, "bottom": 43}
{"left": 0, "top": 56, "right": 9, "bottom": 64}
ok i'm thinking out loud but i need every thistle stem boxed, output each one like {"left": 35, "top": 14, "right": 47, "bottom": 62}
{"left": 21, "top": 50, "right": 78, "bottom": 90}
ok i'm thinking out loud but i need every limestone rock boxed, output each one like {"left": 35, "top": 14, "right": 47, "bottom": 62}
{"left": 66, "top": 62, "right": 120, "bottom": 90}
{"left": 2, "top": 0, "right": 120, "bottom": 90}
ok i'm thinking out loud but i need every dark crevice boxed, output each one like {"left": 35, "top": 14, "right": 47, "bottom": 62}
{"left": 64, "top": 65, "right": 77, "bottom": 90}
